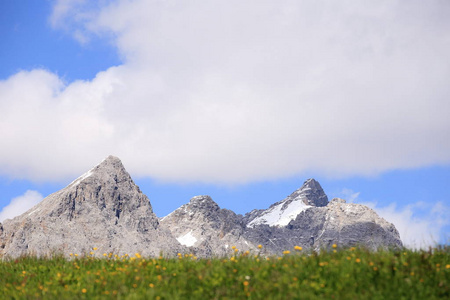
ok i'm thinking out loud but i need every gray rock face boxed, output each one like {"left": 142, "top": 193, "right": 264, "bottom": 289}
{"left": 0, "top": 156, "right": 184, "bottom": 258}
{"left": 302, "top": 198, "right": 403, "bottom": 251}
{"left": 160, "top": 196, "right": 257, "bottom": 257}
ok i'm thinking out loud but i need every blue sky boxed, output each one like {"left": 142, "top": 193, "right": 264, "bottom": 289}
{"left": 0, "top": 0, "right": 449, "bottom": 248}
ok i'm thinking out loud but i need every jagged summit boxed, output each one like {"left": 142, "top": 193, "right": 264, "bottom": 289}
{"left": 244, "top": 178, "right": 328, "bottom": 228}
{"left": 0, "top": 155, "right": 183, "bottom": 258}
{"left": 26, "top": 155, "right": 149, "bottom": 221}
{"left": 188, "top": 195, "right": 220, "bottom": 212}
{"left": 68, "top": 155, "right": 127, "bottom": 187}
{"left": 285, "top": 178, "right": 328, "bottom": 207}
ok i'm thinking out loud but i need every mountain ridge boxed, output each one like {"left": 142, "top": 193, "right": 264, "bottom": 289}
{"left": 0, "top": 155, "right": 402, "bottom": 258}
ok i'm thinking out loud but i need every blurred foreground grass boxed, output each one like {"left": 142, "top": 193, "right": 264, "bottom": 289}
{"left": 0, "top": 246, "right": 448, "bottom": 299}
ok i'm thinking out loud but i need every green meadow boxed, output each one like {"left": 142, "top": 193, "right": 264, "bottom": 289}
{"left": 1, "top": 246, "right": 448, "bottom": 299}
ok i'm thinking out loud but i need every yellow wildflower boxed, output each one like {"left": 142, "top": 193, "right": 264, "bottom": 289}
{"left": 332, "top": 244, "right": 337, "bottom": 249}
{"left": 283, "top": 250, "right": 290, "bottom": 255}
{"left": 82, "top": 288, "right": 87, "bottom": 293}
{"left": 294, "top": 246, "right": 302, "bottom": 251}
{"left": 258, "top": 244, "right": 263, "bottom": 249}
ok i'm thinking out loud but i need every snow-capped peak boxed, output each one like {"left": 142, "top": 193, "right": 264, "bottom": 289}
{"left": 246, "top": 178, "right": 328, "bottom": 228}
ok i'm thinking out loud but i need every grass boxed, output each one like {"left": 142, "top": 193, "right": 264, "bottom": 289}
{"left": 0, "top": 246, "right": 448, "bottom": 299}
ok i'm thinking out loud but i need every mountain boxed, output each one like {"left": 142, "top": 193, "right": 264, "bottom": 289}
{"left": 160, "top": 195, "right": 257, "bottom": 257}
{"left": 243, "top": 198, "right": 402, "bottom": 254}
{"left": 163, "top": 180, "right": 402, "bottom": 255}
{"left": 0, "top": 155, "right": 403, "bottom": 258}
{"left": 0, "top": 156, "right": 184, "bottom": 258}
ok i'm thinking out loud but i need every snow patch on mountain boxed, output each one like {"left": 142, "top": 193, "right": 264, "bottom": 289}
{"left": 247, "top": 200, "right": 311, "bottom": 227}
{"left": 68, "top": 169, "right": 94, "bottom": 187}
{"left": 67, "top": 157, "right": 111, "bottom": 187}
{"left": 176, "top": 230, "right": 197, "bottom": 247}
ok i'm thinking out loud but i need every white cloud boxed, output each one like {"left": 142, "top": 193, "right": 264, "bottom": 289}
{"left": 0, "top": 190, "right": 44, "bottom": 222}
{"left": 1, "top": 1, "right": 450, "bottom": 184}
{"left": 362, "top": 201, "right": 449, "bottom": 249}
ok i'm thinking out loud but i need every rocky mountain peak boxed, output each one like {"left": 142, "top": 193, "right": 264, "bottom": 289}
{"left": 244, "top": 178, "right": 329, "bottom": 228}
{"left": 160, "top": 196, "right": 221, "bottom": 223}
{"left": 188, "top": 195, "right": 220, "bottom": 212}
{"left": 286, "top": 178, "right": 328, "bottom": 207}
{"left": 160, "top": 195, "right": 256, "bottom": 256}
{"left": 68, "top": 155, "right": 129, "bottom": 188}
{"left": 47, "top": 155, "right": 154, "bottom": 221}
{"left": 0, "top": 155, "right": 184, "bottom": 258}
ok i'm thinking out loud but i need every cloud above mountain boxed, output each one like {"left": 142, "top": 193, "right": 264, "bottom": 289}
{"left": 1, "top": 0, "right": 449, "bottom": 184}
{"left": 364, "top": 201, "right": 449, "bottom": 249}
{"left": 0, "top": 190, "right": 43, "bottom": 222}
